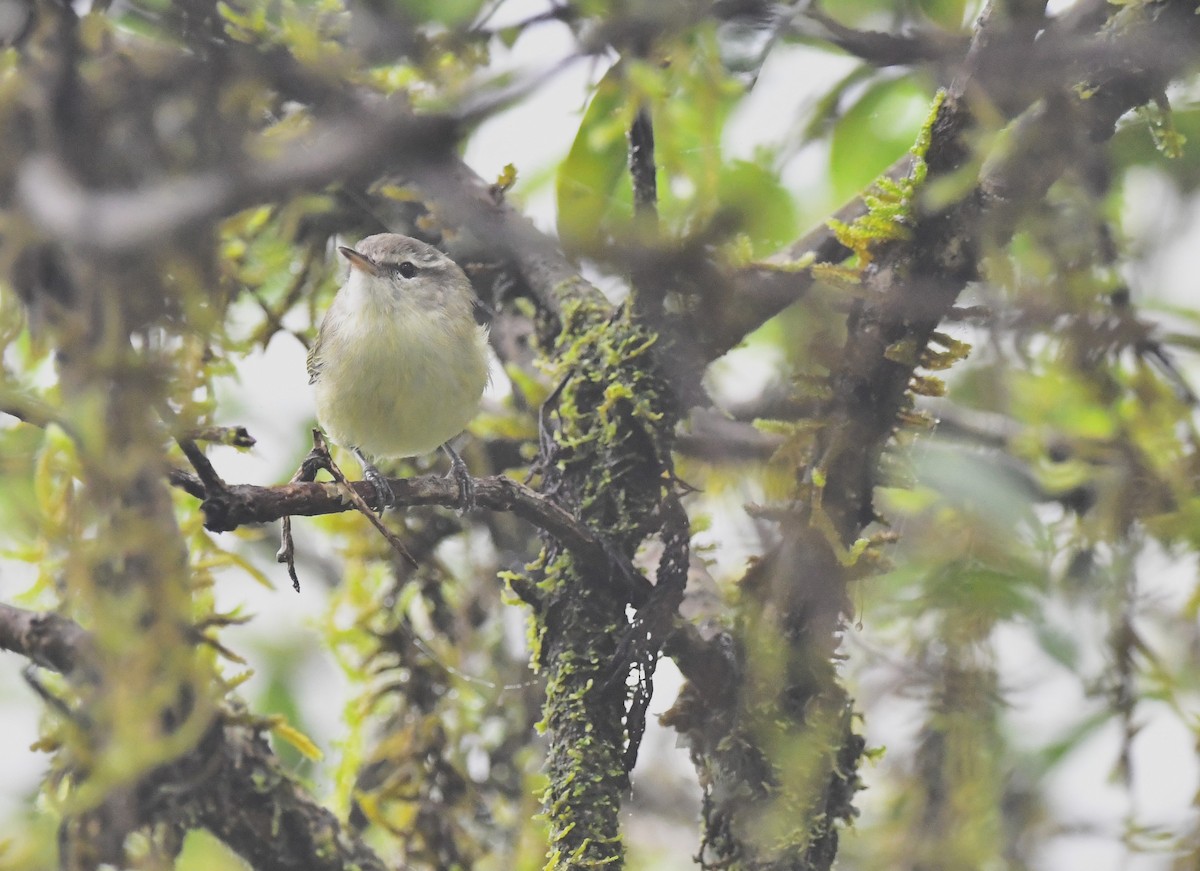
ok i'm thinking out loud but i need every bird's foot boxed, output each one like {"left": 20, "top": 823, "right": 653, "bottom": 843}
{"left": 363, "top": 466, "right": 395, "bottom": 513}
{"left": 354, "top": 449, "right": 394, "bottom": 513}
{"left": 442, "top": 444, "right": 476, "bottom": 514}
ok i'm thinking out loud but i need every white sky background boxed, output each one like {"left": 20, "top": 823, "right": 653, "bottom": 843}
{"left": 3, "top": 1, "right": 1200, "bottom": 868}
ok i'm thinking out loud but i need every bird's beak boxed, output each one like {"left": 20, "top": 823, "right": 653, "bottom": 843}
{"left": 338, "top": 246, "right": 383, "bottom": 277}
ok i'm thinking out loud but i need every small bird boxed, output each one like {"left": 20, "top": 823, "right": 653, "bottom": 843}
{"left": 308, "top": 233, "right": 489, "bottom": 510}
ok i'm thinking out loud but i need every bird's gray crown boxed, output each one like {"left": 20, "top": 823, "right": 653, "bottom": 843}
{"left": 354, "top": 233, "right": 448, "bottom": 268}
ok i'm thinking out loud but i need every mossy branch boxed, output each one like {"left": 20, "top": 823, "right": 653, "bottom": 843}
{"left": 673, "top": 3, "right": 1200, "bottom": 868}
{"left": 0, "top": 604, "right": 390, "bottom": 871}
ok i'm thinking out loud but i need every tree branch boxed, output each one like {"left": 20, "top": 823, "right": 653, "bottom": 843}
{"left": 15, "top": 54, "right": 575, "bottom": 257}
{"left": 0, "top": 603, "right": 91, "bottom": 675}
{"left": 17, "top": 106, "right": 460, "bottom": 254}
{"left": 410, "top": 156, "right": 610, "bottom": 329}
{"left": 0, "top": 388, "right": 61, "bottom": 429}
{"left": 183, "top": 472, "right": 654, "bottom": 604}
{"left": 789, "top": 3, "right": 966, "bottom": 68}
{"left": 673, "top": 2, "right": 1200, "bottom": 866}
{"left": 0, "top": 603, "right": 392, "bottom": 871}
{"left": 705, "top": 1, "right": 1200, "bottom": 360}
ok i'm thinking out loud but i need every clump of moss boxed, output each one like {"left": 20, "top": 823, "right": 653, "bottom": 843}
{"left": 522, "top": 298, "right": 680, "bottom": 870}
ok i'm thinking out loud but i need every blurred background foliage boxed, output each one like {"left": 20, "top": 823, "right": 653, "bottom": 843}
{"left": 1, "top": 0, "right": 1200, "bottom": 870}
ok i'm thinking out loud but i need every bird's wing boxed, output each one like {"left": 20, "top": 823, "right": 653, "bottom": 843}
{"left": 306, "top": 336, "right": 322, "bottom": 385}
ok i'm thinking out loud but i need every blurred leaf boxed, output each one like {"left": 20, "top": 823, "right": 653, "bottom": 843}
{"left": 1111, "top": 108, "right": 1200, "bottom": 191}
{"left": 916, "top": 0, "right": 968, "bottom": 30}
{"left": 556, "top": 64, "right": 632, "bottom": 252}
{"left": 1035, "top": 706, "right": 1114, "bottom": 771}
{"left": 912, "top": 442, "right": 1040, "bottom": 533}
{"left": 923, "top": 561, "right": 1042, "bottom": 621}
{"left": 177, "top": 828, "right": 253, "bottom": 871}
{"left": 398, "top": 0, "right": 486, "bottom": 26}
{"left": 649, "top": 33, "right": 744, "bottom": 229}
{"left": 1030, "top": 621, "right": 1082, "bottom": 670}
{"left": 830, "top": 75, "right": 932, "bottom": 201}
{"left": 799, "top": 63, "right": 877, "bottom": 144}
{"left": 716, "top": 160, "right": 798, "bottom": 255}
{"left": 816, "top": 0, "right": 902, "bottom": 26}
{"left": 1009, "top": 369, "right": 1118, "bottom": 441}
{"left": 557, "top": 32, "right": 756, "bottom": 251}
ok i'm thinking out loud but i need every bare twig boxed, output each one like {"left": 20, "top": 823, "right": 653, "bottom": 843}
{"left": 177, "top": 437, "right": 227, "bottom": 495}
{"left": 789, "top": 3, "right": 966, "bottom": 68}
{"left": 0, "top": 602, "right": 91, "bottom": 675}
{"left": 676, "top": 409, "right": 785, "bottom": 462}
{"left": 317, "top": 441, "right": 419, "bottom": 569}
{"left": 187, "top": 426, "right": 256, "bottom": 449}
{"left": 276, "top": 431, "right": 338, "bottom": 592}
{"left": 168, "top": 467, "right": 207, "bottom": 500}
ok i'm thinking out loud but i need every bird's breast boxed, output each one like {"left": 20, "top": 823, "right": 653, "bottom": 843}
{"left": 312, "top": 298, "right": 489, "bottom": 459}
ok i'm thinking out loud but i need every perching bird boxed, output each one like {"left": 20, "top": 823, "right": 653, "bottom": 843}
{"left": 308, "top": 233, "right": 489, "bottom": 510}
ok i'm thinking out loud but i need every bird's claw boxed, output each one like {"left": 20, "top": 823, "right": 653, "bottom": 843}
{"left": 449, "top": 463, "right": 476, "bottom": 514}
{"left": 443, "top": 445, "right": 476, "bottom": 514}
{"left": 352, "top": 448, "right": 394, "bottom": 513}
{"left": 362, "top": 465, "right": 395, "bottom": 513}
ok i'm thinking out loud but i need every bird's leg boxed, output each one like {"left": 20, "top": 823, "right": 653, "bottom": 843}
{"left": 441, "top": 443, "right": 475, "bottom": 513}
{"left": 352, "top": 447, "right": 394, "bottom": 512}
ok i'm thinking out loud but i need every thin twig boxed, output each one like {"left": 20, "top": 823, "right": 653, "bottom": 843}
{"left": 318, "top": 440, "right": 419, "bottom": 569}
{"left": 275, "top": 430, "right": 418, "bottom": 588}
{"left": 629, "top": 106, "right": 657, "bottom": 222}
{"left": 186, "top": 425, "right": 257, "bottom": 449}
{"left": 276, "top": 431, "right": 336, "bottom": 592}
{"left": 177, "top": 437, "right": 226, "bottom": 494}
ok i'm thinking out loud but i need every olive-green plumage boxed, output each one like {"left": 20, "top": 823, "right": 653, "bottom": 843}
{"left": 309, "top": 233, "right": 489, "bottom": 505}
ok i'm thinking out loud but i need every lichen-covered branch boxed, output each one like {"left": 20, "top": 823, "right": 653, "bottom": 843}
{"left": 705, "top": 0, "right": 1200, "bottom": 361}
{"left": 666, "top": 2, "right": 1200, "bottom": 868}
{"left": 529, "top": 299, "right": 683, "bottom": 869}
{"left": 0, "top": 604, "right": 392, "bottom": 871}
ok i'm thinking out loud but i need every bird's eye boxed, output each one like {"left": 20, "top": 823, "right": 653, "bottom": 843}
{"left": 394, "top": 262, "right": 417, "bottom": 279}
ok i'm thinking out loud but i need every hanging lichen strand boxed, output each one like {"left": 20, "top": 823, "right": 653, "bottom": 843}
{"left": 528, "top": 295, "right": 679, "bottom": 870}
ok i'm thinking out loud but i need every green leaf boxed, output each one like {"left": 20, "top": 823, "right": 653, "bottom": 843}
{"left": 830, "top": 75, "right": 932, "bottom": 201}
{"left": 397, "top": 0, "right": 485, "bottom": 27}
{"left": 916, "top": 0, "right": 968, "bottom": 30}
{"left": 716, "top": 160, "right": 798, "bottom": 256}
{"left": 556, "top": 64, "right": 632, "bottom": 252}
{"left": 799, "top": 63, "right": 877, "bottom": 144}
{"left": 1111, "top": 107, "right": 1200, "bottom": 190}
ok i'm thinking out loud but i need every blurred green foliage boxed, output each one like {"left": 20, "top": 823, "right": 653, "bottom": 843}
{"left": 2, "top": 1, "right": 1200, "bottom": 870}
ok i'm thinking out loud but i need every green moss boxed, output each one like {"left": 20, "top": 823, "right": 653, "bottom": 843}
{"left": 825, "top": 89, "right": 945, "bottom": 271}
{"left": 922, "top": 331, "right": 973, "bottom": 370}
{"left": 1139, "top": 95, "right": 1187, "bottom": 158}
{"left": 520, "top": 301, "right": 679, "bottom": 870}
